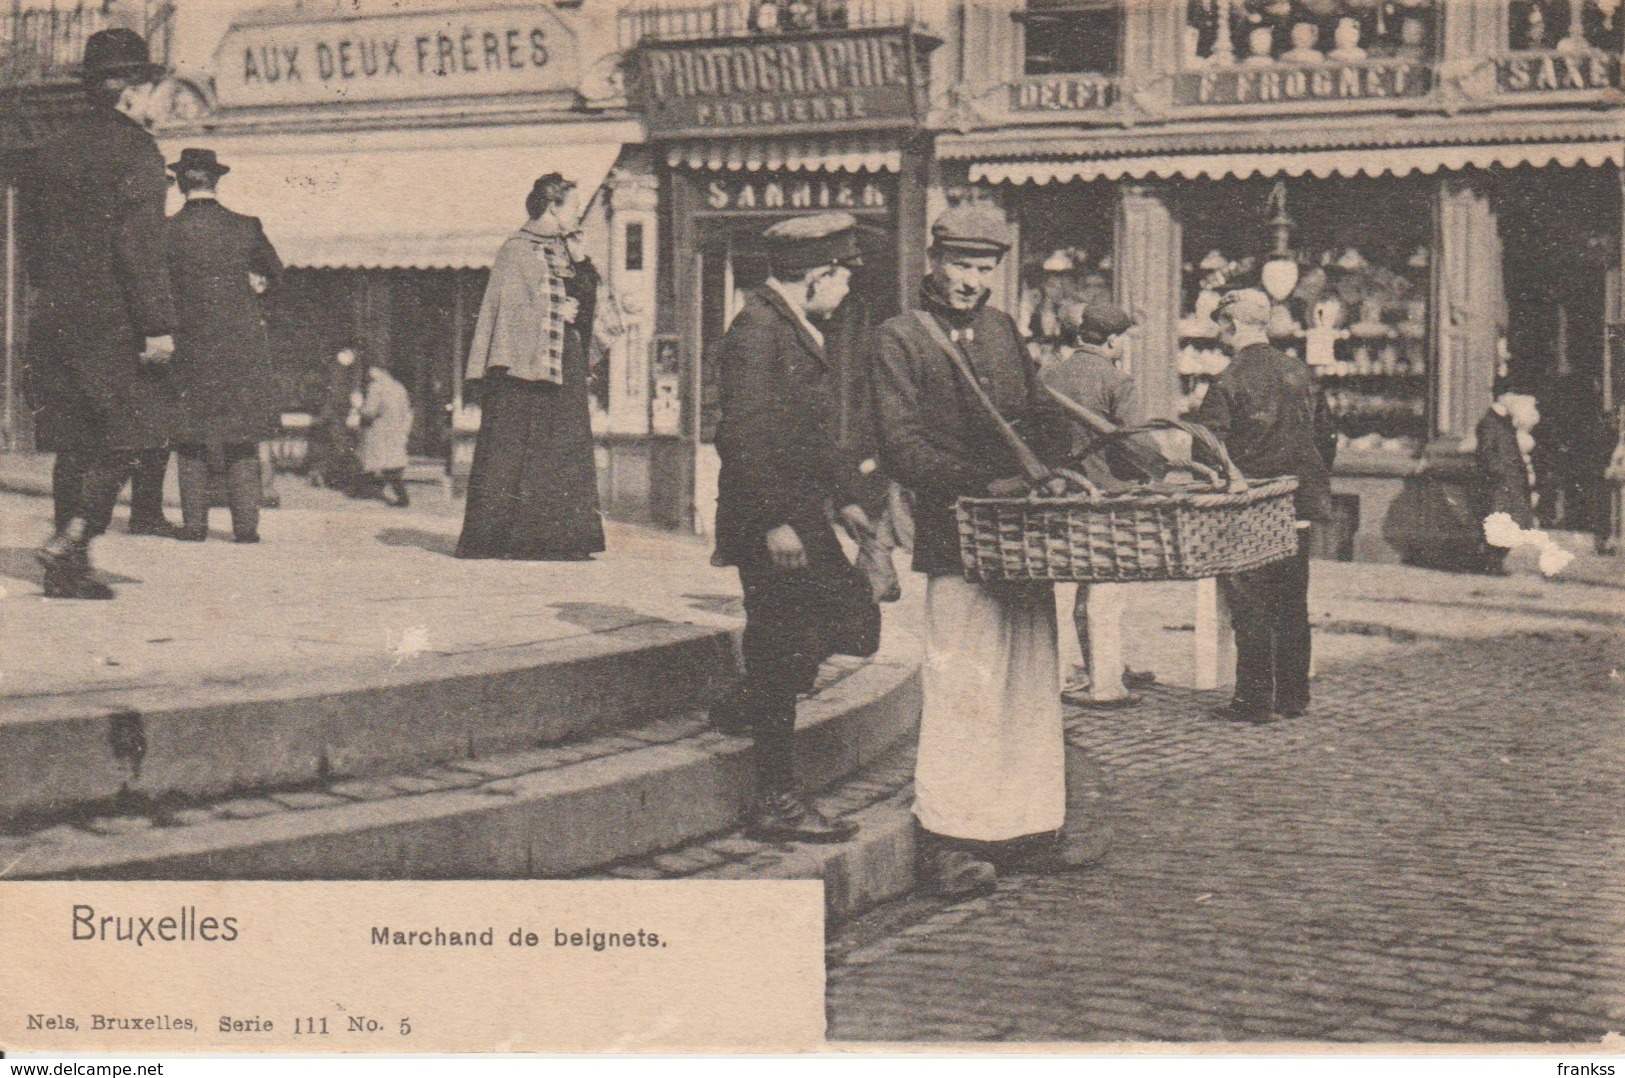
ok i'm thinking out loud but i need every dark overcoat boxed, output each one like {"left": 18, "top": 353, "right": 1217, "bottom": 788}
{"left": 1474, "top": 408, "right": 1536, "bottom": 528}
{"left": 21, "top": 103, "right": 178, "bottom": 452}
{"left": 164, "top": 198, "right": 284, "bottom": 445}
{"left": 713, "top": 286, "right": 862, "bottom": 567}
{"left": 872, "top": 294, "right": 1070, "bottom": 577}
{"left": 1191, "top": 342, "right": 1338, "bottom": 523}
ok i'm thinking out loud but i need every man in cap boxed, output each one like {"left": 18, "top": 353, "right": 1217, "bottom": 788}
{"left": 1191, "top": 288, "right": 1337, "bottom": 724}
{"left": 1473, "top": 374, "right": 1540, "bottom": 575}
{"left": 873, "top": 203, "right": 1101, "bottom": 898}
{"left": 23, "top": 28, "right": 177, "bottom": 598}
{"left": 164, "top": 148, "right": 284, "bottom": 543}
{"left": 712, "top": 210, "right": 873, "bottom": 843}
{"left": 1040, "top": 297, "right": 1157, "bottom": 708}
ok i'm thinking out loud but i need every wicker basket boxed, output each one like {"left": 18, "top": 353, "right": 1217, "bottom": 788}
{"left": 957, "top": 476, "right": 1301, "bottom": 583}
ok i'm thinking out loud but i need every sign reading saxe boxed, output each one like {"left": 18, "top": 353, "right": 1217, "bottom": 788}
{"left": 636, "top": 28, "right": 930, "bottom": 136}
{"left": 1495, "top": 50, "right": 1621, "bottom": 94}
{"left": 212, "top": 5, "right": 581, "bottom": 109}
{"left": 1174, "top": 59, "right": 1430, "bottom": 107}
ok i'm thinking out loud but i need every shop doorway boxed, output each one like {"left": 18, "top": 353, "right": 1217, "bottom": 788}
{"left": 1497, "top": 165, "right": 1621, "bottom": 535}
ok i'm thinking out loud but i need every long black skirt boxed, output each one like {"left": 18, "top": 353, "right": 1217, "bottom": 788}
{"left": 456, "top": 366, "right": 605, "bottom": 560}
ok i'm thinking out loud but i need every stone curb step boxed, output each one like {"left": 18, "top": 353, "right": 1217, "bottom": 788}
{"left": 2, "top": 654, "right": 922, "bottom": 881}
{"left": 2, "top": 620, "right": 738, "bottom": 823}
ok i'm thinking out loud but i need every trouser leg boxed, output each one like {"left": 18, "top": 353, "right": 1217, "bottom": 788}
{"left": 224, "top": 442, "right": 262, "bottom": 537}
{"left": 52, "top": 449, "right": 91, "bottom": 532}
{"left": 176, "top": 446, "right": 211, "bottom": 530}
{"left": 77, "top": 451, "right": 129, "bottom": 539}
{"left": 1272, "top": 536, "right": 1313, "bottom": 713}
{"left": 128, "top": 448, "right": 169, "bottom": 524}
{"left": 737, "top": 562, "right": 817, "bottom": 796}
{"left": 1221, "top": 564, "right": 1277, "bottom": 713}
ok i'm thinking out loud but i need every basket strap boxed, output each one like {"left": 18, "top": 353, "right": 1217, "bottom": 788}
{"left": 1166, "top": 418, "right": 1249, "bottom": 493}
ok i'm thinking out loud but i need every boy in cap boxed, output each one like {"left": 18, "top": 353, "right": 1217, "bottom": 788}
{"left": 873, "top": 203, "right": 1104, "bottom": 898}
{"left": 1191, "top": 288, "right": 1337, "bottom": 724}
{"left": 1474, "top": 375, "right": 1540, "bottom": 575}
{"left": 712, "top": 210, "right": 873, "bottom": 843}
{"left": 1040, "top": 298, "right": 1156, "bottom": 707}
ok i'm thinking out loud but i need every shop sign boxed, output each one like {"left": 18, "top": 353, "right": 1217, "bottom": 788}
{"left": 211, "top": 5, "right": 581, "bottom": 109}
{"left": 1011, "top": 74, "right": 1118, "bottom": 112}
{"left": 1173, "top": 60, "right": 1430, "bottom": 107}
{"left": 635, "top": 28, "right": 929, "bottom": 136}
{"left": 1495, "top": 51, "right": 1621, "bottom": 94}
{"left": 698, "top": 174, "right": 893, "bottom": 214}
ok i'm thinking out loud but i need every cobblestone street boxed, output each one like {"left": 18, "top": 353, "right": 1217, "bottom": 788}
{"left": 827, "top": 577, "right": 1625, "bottom": 1044}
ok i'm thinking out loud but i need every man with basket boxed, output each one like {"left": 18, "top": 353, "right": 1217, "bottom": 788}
{"left": 873, "top": 204, "right": 1105, "bottom": 899}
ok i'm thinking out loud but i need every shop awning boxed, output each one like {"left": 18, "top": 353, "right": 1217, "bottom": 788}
{"left": 665, "top": 133, "right": 901, "bottom": 173}
{"left": 159, "top": 121, "right": 638, "bottom": 269}
{"left": 969, "top": 139, "right": 1624, "bottom": 185}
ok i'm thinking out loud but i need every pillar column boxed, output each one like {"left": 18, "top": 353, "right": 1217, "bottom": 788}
{"left": 606, "top": 166, "right": 658, "bottom": 437}
{"left": 1434, "top": 177, "right": 1502, "bottom": 443}
{"left": 1115, "top": 183, "right": 1182, "bottom": 422}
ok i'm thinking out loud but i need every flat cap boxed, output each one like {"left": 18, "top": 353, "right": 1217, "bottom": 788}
{"left": 1064, "top": 298, "right": 1136, "bottom": 340}
{"left": 1216, "top": 288, "right": 1273, "bottom": 328}
{"left": 763, "top": 211, "right": 862, "bottom": 276}
{"left": 929, "top": 203, "right": 1011, "bottom": 256}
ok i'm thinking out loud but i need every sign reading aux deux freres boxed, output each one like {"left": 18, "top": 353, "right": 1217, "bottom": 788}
{"left": 212, "top": 6, "right": 582, "bottom": 109}
{"left": 636, "top": 28, "right": 932, "bottom": 136}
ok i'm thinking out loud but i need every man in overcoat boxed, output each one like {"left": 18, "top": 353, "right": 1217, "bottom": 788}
{"left": 873, "top": 204, "right": 1096, "bottom": 899}
{"left": 164, "top": 148, "right": 284, "bottom": 542}
{"left": 713, "top": 211, "right": 872, "bottom": 843}
{"left": 1191, "top": 288, "right": 1338, "bottom": 724}
{"left": 1474, "top": 376, "right": 1540, "bottom": 574}
{"left": 24, "top": 28, "right": 177, "bottom": 599}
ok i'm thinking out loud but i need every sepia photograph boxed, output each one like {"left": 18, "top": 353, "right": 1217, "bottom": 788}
{"left": 0, "top": 0, "right": 1621, "bottom": 1055}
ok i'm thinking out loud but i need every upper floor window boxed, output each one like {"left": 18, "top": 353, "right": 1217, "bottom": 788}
{"left": 1508, "top": 0, "right": 1622, "bottom": 51}
{"left": 1023, "top": 0, "right": 1122, "bottom": 76}
{"left": 1184, "top": 0, "right": 1439, "bottom": 66}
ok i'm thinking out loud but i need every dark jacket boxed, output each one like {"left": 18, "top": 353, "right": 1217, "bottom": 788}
{"left": 1039, "top": 342, "right": 1141, "bottom": 457}
{"left": 713, "top": 286, "right": 862, "bottom": 566}
{"left": 1474, "top": 407, "right": 1536, "bottom": 528}
{"left": 873, "top": 288, "right": 1070, "bottom": 577}
{"left": 21, "top": 103, "right": 178, "bottom": 452}
{"left": 165, "top": 198, "right": 284, "bottom": 445}
{"left": 1191, "top": 342, "right": 1337, "bottom": 522}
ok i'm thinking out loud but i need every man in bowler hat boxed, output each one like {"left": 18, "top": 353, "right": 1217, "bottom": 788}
{"left": 712, "top": 210, "right": 873, "bottom": 842}
{"left": 164, "top": 148, "right": 284, "bottom": 542}
{"left": 24, "top": 28, "right": 177, "bottom": 598}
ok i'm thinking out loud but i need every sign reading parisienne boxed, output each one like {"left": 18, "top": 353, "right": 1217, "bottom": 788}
{"left": 636, "top": 28, "right": 930, "bottom": 136}
{"left": 212, "top": 6, "right": 582, "bottom": 109}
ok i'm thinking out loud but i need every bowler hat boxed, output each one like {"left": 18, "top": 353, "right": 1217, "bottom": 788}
{"left": 167, "top": 148, "right": 229, "bottom": 177}
{"left": 763, "top": 211, "right": 863, "bottom": 277}
{"left": 79, "top": 28, "right": 163, "bottom": 80}
{"left": 929, "top": 204, "right": 1011, "bottom": 257}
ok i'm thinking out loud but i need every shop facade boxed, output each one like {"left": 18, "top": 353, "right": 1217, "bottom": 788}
{"left": 936, "top": 0, "right": 1623, "bottom": 562}
{"left": 623, "top": 3, "right": 938, "bottom": 533}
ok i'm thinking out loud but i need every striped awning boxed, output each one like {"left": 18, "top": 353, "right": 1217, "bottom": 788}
{"left": 665, "top": 132, "right": 902, "bottom": 173}
{"left": 970, "top": 139, "right": 1625, "bottom": 185}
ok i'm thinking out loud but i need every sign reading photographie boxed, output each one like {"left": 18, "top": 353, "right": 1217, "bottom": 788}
{"left": 1174, "top": 59, "right": 1431, "bottom": 107}
{"left": 1494, "top": 50, "right": 1622, "bottom": 94}
{"left": 211, "top": 6, "right": 582, "bottom": 109}
{"left": 635, "top": 28, "right": 931, "bottom": 137}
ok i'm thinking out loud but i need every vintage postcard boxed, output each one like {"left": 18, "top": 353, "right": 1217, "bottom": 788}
{"left": 0, "top": 0, "right": 1621, "bottom": 1057}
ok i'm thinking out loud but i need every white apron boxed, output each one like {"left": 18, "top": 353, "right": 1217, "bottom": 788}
{"left": 913, "top": 575, "right": 1066, "bottom": 842}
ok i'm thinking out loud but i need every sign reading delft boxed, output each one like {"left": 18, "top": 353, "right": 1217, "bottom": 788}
{"left": 635, "top": 28, "right": 931, "bottom": 137}
{"left": 1174, "top": 59, "right": 1430, "bottom": 106}
{"left": 212, "top": 5, "right": 581, "bottom": 109}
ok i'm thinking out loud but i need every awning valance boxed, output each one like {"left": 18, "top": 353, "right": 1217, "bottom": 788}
{"left": 970, "top": 140, "right": 1624, "bottom": 185}
{"left": 665, "top": 132, "right": 901, "bottom": 173}
{"left": 159, "top": 122, "right": 637, "bottom": 269}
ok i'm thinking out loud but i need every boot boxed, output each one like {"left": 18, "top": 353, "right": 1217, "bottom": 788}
{"left": 38, "top": 534, "right": 114, "bottom": 600}
{"left": 749, "top": 790, "right": 858, "bottom": 844}
{"left": 916, "top": 825, "right": 997, "bottom": 899}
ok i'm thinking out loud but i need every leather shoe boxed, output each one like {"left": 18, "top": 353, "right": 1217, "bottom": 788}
{"left": 1210, "top": 703, "right": 1275, "bottom": 725}
{"left": 920, "top": 844, "right": 997, "bottom": 899}
{"left": 128, "top": 517, "right": 185, "bottom": 539}
{"left": 748, "top": 792, "right": 858, "bottom": 844}
{"left": 1124, "top": 669, "right": 1158, "bottom": 688}
{"left": 176, "top": 525, "right": 208, "bottom": 542}
{"left": 42, "top": 562, "right": 115, "bottom": 600}
{"left": 234, "top": 531, "right": 261, "bottom": 544}
{"left": 999, "top": 826, "right": 1112, "bottom": 873}
{"left": 1072, "top": 692, "right": 1142, "bottom": 710}
{"left": 1275, "top": 705, "right": 1308, "bottom": 719}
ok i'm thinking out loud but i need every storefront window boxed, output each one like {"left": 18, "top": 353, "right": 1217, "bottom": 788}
{"left": 1023, "top": 0, "right": 1122, "bottom": 76}
{"left": 1184, "top": 0, "right": 1438, "bottom": 65}
{"left": 1178, "top": 176, "right": 1433, "bottom": 455}
{"left": 1508, "top": 0, "right": 1623, "bottom": 50}
{"left": 1015, "top": 184, "right": 1116, "bottom": 366}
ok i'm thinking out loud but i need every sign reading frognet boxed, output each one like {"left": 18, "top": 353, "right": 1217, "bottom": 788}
{"left": 635, "top": 28, "right": 930, "bottom": 137}
{"left": 212, "top": 6, "right": 582, "bottom": 109}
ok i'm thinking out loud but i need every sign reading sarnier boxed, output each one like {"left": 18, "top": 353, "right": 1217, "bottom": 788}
{"left": 636, "top": 28, "right": 929, "bottom": 136}
{"left": 212, "top": 6, "right": 582, "bottom": 109}
{"left": 1174, "top": 59, "right": 1430, "bottom": 107}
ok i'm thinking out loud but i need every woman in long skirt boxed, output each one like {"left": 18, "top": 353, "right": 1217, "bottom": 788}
{"left": 456, "top": 174, "right": 605, "bottom": 561}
